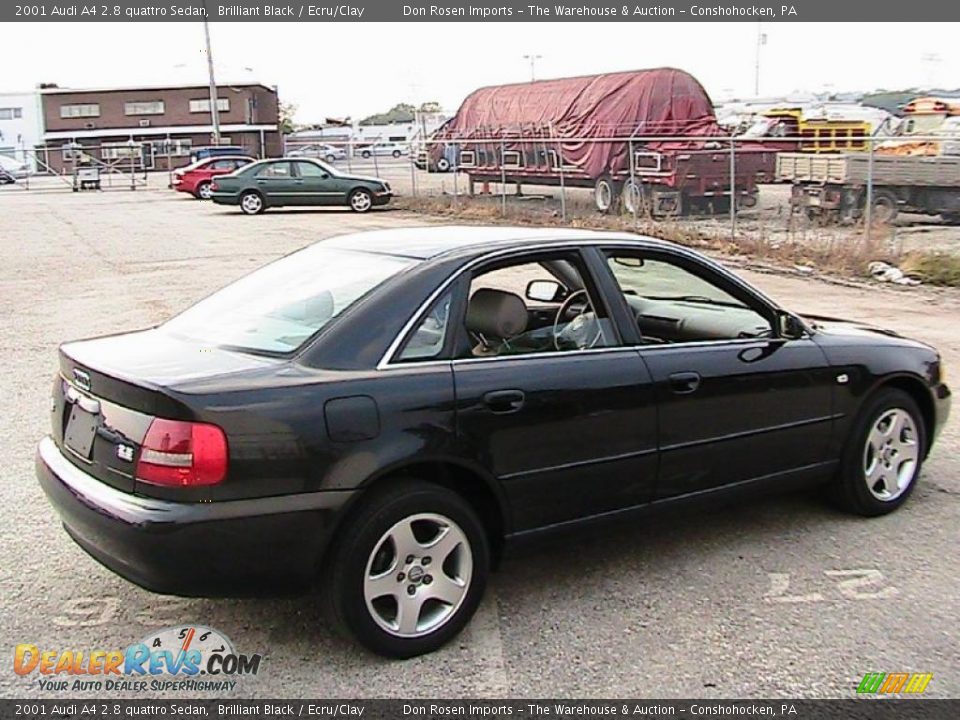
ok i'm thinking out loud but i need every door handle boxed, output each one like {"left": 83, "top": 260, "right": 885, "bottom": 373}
{"left": 483, "top": 389, "right": 526, "bottom": 414}
{"left": 668, "top": 371, "right": 701, "bottom": 394}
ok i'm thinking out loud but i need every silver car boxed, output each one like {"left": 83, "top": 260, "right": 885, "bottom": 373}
{"left": 286, "top": 144, "right": 347, "bottom": 163}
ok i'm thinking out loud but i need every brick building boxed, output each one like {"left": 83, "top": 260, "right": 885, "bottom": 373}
{"left": 39, "top": 82, "right": 281, "bottom": 172}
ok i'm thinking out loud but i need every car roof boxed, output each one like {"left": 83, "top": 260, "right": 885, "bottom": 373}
{"left": 323, "top": 225, "right": 670, "bottom": 260}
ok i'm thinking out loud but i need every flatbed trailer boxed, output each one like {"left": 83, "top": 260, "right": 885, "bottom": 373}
{"left": 777, "top": 152, "right": 960, "bottom": 223}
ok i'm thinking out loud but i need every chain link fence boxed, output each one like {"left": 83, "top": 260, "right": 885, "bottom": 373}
{"left": 5, "top": 133, "right": 959, "bottom": 268}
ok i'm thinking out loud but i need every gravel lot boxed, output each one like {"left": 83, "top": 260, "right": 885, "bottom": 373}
{"left": 0, "top": 186, "right": 957, "bottom": 699}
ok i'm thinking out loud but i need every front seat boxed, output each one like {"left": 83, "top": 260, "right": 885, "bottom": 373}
{"left": 466, "top": 288, "right": 528, "bottom": 356}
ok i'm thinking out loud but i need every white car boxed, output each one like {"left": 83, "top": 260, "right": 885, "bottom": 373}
{"left": 356, "top": 143, "right": 409, "bottom": 159}
{"left": 0, "top": 154, "right": 31, "bottom": 179}
{"left": 285, "top": 144, "right": 347, "bottom": 162}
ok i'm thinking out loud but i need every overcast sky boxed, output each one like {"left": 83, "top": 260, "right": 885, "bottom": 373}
{"left": 5, "top": 22, "right": 957, "bottom": 120}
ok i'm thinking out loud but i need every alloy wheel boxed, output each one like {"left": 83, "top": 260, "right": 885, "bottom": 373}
{"left": 241, "top": 193, "right": 263, "bottom": 214}
{"left": 863, "top": 408, "right": 920, "bottom": 501}
{"left": 363, "top": 513, "right": 473, "bottom": 638}
{"left": 198, "top": 183, "right": 213, "bottom": 200}
{"left": 350, "top": 191, "right": 372, "bottom": 212}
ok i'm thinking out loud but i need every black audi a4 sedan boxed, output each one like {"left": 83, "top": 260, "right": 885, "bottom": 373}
{"left": 37, "top": 226, "right": 950, "bottom": 657}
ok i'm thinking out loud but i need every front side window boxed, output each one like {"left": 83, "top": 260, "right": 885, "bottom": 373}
{"left": 295, "top": 161, "right": 330, "bottom": 177}
{"left": 163, "top": 247, "right": 416, "bottom": 354}
{"left": 460, "top": 254, "right": 616, "bottom": 358}
{"left": 605, "top": 252, "right": 772, "bottom": 343}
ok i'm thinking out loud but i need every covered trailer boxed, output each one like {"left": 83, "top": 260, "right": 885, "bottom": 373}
{"left": 424, "top": 68, "right": 776, "bottom": 215}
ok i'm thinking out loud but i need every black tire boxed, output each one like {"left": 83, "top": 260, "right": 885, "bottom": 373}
{"left": 325, "top": 154, "right": 336, "bottom": 163}
{"left": 324, "top": 480, "right": 490, "bottom": 658}
{"left": 239, "top": 190, "right": 266, "bottom": 215}
{"left": 392, "top": 150, "right": 401, "bottom": 158}
{"left": 436, "top": 157, "right": 451, "bottom": 173}
{"left": 594, "top": 176, "right": 620, "bottom": 214}
{"left": 870, "top": 191, "right": 899, "bottom": 224}
{"left": 361, "top": 150, "right": 371, "bottom": 159}
{"left": 195, "top": 181, "right": 212, "bottom": 200}
{"left": 831, "top": 388, "right": 926, "bottom": 517}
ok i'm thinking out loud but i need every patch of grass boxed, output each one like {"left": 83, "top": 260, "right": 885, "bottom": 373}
{"left": 900, "top": 251, "right": 960, "bottom": 286}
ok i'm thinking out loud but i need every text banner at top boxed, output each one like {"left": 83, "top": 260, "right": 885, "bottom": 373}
{"left": 6, "top": 0, "right": 960, "bottom": 22}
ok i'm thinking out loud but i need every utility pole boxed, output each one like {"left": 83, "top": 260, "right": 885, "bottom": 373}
{"left": 754, "top": 24, "right": 766, "bottom": 97}
{"left": 523, "top": 54, "right": 542, "bottom": 82}
{"left": 202, "top": 10, "right": 221, "bottom": 145}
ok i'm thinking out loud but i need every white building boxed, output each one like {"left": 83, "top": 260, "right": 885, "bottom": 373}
{"left": 0, "top": 91, "right": 44, "bottom": 172}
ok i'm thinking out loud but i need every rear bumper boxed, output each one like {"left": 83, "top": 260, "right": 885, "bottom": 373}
{"left": 36, "top": 436, "right": 353, "bottom": 597}
{"left": 210, "top": 192, "right": 240, "bottom": 206}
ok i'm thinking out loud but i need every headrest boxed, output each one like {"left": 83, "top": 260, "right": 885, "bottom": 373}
{"left": 466, "top": 289, "right": 528, "bottom": 340}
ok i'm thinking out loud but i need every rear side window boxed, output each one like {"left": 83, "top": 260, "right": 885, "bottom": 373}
{"left": 257, "top": 162, "right": 293, "bottom": 178}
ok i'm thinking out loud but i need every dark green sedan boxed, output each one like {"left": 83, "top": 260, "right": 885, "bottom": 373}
{"left": 210, "top": 158, "right": 392, "bottom": 214}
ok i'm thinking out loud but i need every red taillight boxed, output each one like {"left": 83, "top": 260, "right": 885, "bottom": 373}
{"left": 136, "top": 418, "right": 228, "bottom": 487}
{"left": 210, "top": 180, "right": 219, "bottom": 191}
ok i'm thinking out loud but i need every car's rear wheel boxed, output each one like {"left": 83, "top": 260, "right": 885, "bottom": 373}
{"left": 392, "top": 150, "right": 402, "bottom": 158}
{"left": 349, "top": 188, "right": 373, "bottom": 213}
{"left": 361, "top": 150, "right": 371, "bottom": 159}
{"left": 195, "top": 181, "right": 213, "bottom": 200}
{"left": 324, "top": 480, "right": 489, "bottom": 658}
{"left": 239, "top": 191, "right": 265, "bottom": 215}
{"left": 831, "top": 388, "right": 925, "bottom": 516}
{"left": 325, "top": 154, "right": 336, "bottom": 163}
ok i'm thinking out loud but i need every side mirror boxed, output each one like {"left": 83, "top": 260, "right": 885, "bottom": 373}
{"left": 526, "top": 279, "right": 565, "bottom": 303}
{"left": 320, "top": 172, "right": 329, "bottom": 179}
{"left": 778, "top": 311, "right": 806, "bottom": 340}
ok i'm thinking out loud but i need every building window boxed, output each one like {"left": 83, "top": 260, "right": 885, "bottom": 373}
{"left": 60, "top": 104, "right": 101, "bottom": 119}
{"left": 189, "top": 98, "right": 230, "bottom": 113}
{"left": 153, "top": 138, "right": 193, "bottom": 157}
{"left": 0, "top": 107, "right": 23, "bottom": 120}
{"left": 124, "top": 101, "right": 165, "bottom": 116}
{"left": 101, "top": 142, "right": 142, "bottom": 161}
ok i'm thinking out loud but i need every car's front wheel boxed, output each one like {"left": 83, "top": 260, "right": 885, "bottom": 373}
{"left": 349, "top": 188, "right": 373, "bottom": 213}
{"left": 239, "top": 190, "right": 265, "bottom": 215}
{"left": 832, "top": 388, "right": 925, "bottom": 516}
{"left": 325, "top": 481, "right": 489, "bottom": 658}
{"left": 195, "top": 181, "right": 213, "bottom": 200}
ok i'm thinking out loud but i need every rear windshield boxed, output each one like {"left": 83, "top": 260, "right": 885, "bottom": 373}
{"left": 162, "top": 246, "right": 416, "bottom": 353}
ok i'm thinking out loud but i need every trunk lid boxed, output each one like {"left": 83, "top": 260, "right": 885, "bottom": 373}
{"left": 53, "top": 329, "right": 279, "bottom": 493}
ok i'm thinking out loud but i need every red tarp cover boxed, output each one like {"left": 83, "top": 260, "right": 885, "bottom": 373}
{"left": 437, "top": 67, "right": 727, "bottom": 178}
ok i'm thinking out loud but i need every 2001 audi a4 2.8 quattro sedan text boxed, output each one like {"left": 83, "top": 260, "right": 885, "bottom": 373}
{"left": 37, "top": 226, "right": 951, "bottom": 658}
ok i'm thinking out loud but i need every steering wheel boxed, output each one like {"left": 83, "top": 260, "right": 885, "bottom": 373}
{"left": 552, "top": 289, "right": 602, "bottom": 351}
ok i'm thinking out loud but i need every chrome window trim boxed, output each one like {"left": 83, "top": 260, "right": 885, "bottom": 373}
{"left": 376, "top": 238, "right": 784, "bottom": 371}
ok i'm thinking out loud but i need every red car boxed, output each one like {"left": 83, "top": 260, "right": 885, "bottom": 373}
{"left": 171, "top": 156, "right": 256, "bottom": 199}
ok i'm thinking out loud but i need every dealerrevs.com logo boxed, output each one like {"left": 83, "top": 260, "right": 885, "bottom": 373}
{"left": 13, "top": 625, "right": 262, "bottom": 693}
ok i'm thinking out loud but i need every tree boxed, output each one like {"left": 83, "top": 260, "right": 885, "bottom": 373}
{"left": 278, "top": 102, "right": 298, "bottom": 135}
{"left": 359, "top": 103, "right": 418, "bottom": 126}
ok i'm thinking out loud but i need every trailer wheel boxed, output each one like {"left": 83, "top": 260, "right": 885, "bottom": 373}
{"left": 622, "top": 179, "right": 648, "bottom": 216}
{"left": 870, "top": 191, "right": 899, "bottom": 224}
{"left": 436, "top": 157, "right": 451, "bottom": 173}
{"left": 594, "top": 176, "right": 620, "bottom": 214}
